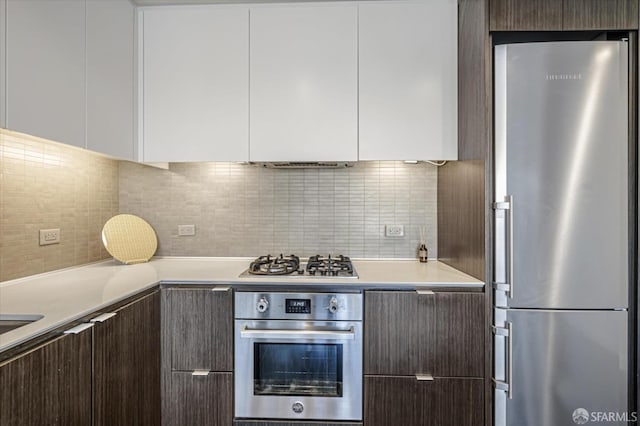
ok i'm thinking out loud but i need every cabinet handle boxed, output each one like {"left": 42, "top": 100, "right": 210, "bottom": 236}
{"left": 192, "top": 370, "right": 210, "bottom": 376}
{"left": 211, "top": 286, "right": 231, "bottom": 292}
{"left": 416, "top": 290, "right": 434, "bottom": 296}
{"left": 90, "top": 312, "right": 117, "bottom": 323}
{"left": 63, "top": 323, "right": 95, "bottom": 334}
{"left": 415, "top": 374, "right": 434, "bottom": 381}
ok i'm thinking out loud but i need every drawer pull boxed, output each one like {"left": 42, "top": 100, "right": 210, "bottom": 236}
{"left": 192, "top": 370, "right": 210, "bottom": 376}
{"left": 415, "top": 374, "right": 434, "bottom": 381}
{"left": 212, "top": 286, "right": 231, "bottom": 292}
{"left": 416, "top": 290, "right": 435, "bottom": 296}
{"left": 90, "top": 313, "right": 117, "bottom": 323}
{"left": 63, "top": 323, "right": 95, "bottom": 334}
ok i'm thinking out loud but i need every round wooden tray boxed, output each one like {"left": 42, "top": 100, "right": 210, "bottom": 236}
{"left": 101, "top": 214, "right": 158, "bottom": 264}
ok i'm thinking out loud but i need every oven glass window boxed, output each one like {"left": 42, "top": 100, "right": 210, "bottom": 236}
{"left": 254, "top": 343, "right": 343, "bottom": 397}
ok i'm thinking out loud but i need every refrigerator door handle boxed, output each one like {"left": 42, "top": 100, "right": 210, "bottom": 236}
{"left": 494, "top": 195, "right": 513, "bottom": 299}
{"left": 492, "top": 322, "right": 513, "bottom": 399}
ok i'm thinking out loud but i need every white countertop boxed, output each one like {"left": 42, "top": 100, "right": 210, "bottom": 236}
{"left": 0, "top": 256, "right": 483, "bottom": 353}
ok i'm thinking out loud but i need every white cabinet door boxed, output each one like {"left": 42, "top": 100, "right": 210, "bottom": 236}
{"left": 249, "top": 3, "right": 358, "bottom": 162}
{"left": 142, "top": 6, "right": 249, "bottom": 162}
{"left": 359, "top": 0, "right": 458, "bottom": 160}
{"left": 6, "top": 0, "right": 85, "bottom": 148}
{"left": 0, "top": 0, "right": 6, "bottom": 129}
{"left": 86, "top": 0, "right": 135, "bottom": 160}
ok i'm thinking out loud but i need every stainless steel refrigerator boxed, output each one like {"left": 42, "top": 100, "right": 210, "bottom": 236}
{"left": 493, "top": 41, "right": 630, "bottom": 426}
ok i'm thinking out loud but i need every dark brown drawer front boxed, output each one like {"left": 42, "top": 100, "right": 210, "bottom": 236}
{"left": 165, "top": 288, "right": 233, "bottom": 371}
{"left": 167, "top": 371, "right": 233, "bottom": 426}
{"left": 364, "top": 376, "right": 484, "bottom": 426}
{"left": 364, "top": 291, "right": 484, "bottom": 377}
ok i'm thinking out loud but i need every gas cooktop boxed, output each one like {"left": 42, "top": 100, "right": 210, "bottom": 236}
{"left": 239, "top": 254, "right": 358, "bottom": 279}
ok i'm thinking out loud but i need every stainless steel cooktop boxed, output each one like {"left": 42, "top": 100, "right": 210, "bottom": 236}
{"left": 238, "top": 254, "right": 358, "bottom": 279}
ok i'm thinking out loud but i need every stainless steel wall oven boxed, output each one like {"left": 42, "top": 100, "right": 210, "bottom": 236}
{"left": 234, "top": 292, "right": 363, "bottom": 421}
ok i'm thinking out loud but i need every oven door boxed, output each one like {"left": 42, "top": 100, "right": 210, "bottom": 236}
{"left": 234, "top": 320, "right": 363, "bottom": 421}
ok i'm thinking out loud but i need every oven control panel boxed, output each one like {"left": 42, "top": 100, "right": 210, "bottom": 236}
{"left": 285, "top": 299, "right": 311, "bottom": 314}
{"left": 235, "top": 292, "right": 363, "bottom": 321}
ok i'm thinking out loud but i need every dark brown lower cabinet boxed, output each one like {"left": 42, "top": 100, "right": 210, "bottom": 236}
{"left": 0, "top": 330, "right": 92, "bottom": 426}
{"left": 166, "top": 371, "right": 232, "bottom": 425}
{"left": 93, "top": 290, "right": 161, "bottom": 426}
{"left": 161, "top": 286, "right": 233, "bottom": 426}
{"left": 364, "top": 376, "right": 484, "bottom": 426}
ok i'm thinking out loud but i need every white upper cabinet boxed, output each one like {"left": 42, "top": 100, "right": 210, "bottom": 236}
{"left": 86, "top": 0, "right": 135, "bottom": 160}
{"left": 141, "top": 6, "right": 249, "bottom": 162}
{"left": 4, "top": 0, "right": 135, "bottom": 159}
{"left": 6, "top": 0, "right": 86, "bottom": 148}
{"left": 358, "top": 0, "right": 458, "bottom": 160}
{"left": 249, "top": 3, "right": 358, "bottom": 162}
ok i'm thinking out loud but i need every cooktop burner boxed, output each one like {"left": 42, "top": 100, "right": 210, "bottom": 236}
{"left": 242, "top": 254, "right": 358, "bottom": 279}
{"left": 247, "top": 254, "right": 300, "bottom": 275}
{"left": 306, "top": 254, "right": 355, "bottom": 277}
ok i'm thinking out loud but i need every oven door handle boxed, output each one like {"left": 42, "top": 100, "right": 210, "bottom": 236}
{"left": 240, "top": 326, "right": 355, "bottom": 340}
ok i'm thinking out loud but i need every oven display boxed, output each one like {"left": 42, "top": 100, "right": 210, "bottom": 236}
{"left": 286, "top": 299, "right": 311, "bottom": 314}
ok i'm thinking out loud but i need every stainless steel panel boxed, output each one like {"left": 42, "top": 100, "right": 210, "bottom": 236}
{"left": 494, "top": 308, "right": 628, "bottom": 426}
{"left": 234, "top": 319, "right": 363, "bottom": 421}
{"left": 234, "top": 291, "right": 363, "bottom": 321}
{"left": 495, "top": 41, "right": 629, "bottom": 309}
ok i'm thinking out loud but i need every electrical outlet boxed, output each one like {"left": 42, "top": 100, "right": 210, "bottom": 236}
{"left": 178, "top": 225, "right": 196, "bottom": 236}
{"left": 385, "top": 225, "right": 405, "bottom": 237}
{"left": 39, "top": 228, "right": 60, "bottom": 245}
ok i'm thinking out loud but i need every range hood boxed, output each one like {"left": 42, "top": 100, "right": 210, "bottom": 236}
{"left": 251, "top": 162, "right": 355, "bottom": 169}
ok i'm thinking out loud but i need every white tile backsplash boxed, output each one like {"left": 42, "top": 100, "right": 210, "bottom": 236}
{"left": 119, "top": 161, "right": 437, "bottom": 259}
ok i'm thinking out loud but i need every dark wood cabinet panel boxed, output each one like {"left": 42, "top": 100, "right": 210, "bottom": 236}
{"left": 93, "top": 290, "right": 161, "bottom": 426}
{"left": 491, "top": 0, "right": 638, "bottom": 31}
{"left": 438, "top": 160, "right": 486, "bottom": 281}
{"left": 458, "top": 0, "right": 488, "bottom": 162}
{"left": 364, "top": 291, "right": 432, "bottom": 375}
{"left": 166, "top": 371, "right": 232, "bottom": 426}
{"left": 0, "top": 331, "right": 92, "bottom": 426}
{"left": 364, "top": 376, "right": 484, "bottom": 426}
{"left": 435, "top": 292, "right": 485, "bottom": 377}
{"left": 364, "top": 291, "right": 483, "bottom": 377}
{"left": 563, "top": 0, "right": 638, "bottom": 30}
{"left": 364, "top": 375, "right": 423, "bottom": 426}
{"left": 489, "top": 0, "right": 562, "bottom": 31}
{"left": 165, "top": 287, "right": 233, "bottom": 371}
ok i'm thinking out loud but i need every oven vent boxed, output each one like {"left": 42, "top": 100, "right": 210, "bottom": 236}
{"left": 252, "top": 162, "right": 355, "bottom": 169}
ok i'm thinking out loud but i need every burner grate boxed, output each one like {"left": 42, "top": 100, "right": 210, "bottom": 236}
{"left": 306, "top": 255, "right": 354, "bottom": 277}
{"left": 248, "top": 254, "right": 300, "bottom": 275}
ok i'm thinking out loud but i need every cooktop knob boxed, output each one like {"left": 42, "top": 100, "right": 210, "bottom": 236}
{"left": 328, "top": 297, "right": 339, "bottom": 314}
{"left": 256, "top": 297, "right": 269, "bottom": 313}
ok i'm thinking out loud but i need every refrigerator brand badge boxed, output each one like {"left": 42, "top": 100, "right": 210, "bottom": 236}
{"left": 573, "top": 408, "right": 590, "bottom": 424}
{"left": 546, "top": 73, "right": 582, "bottom": 81}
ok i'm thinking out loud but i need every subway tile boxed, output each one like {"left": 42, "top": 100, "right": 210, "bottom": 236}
{"left": 0, "top": 130, "right": 118, "bottom": 281}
